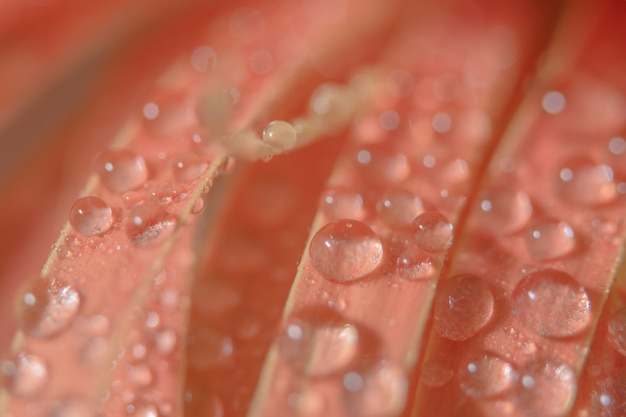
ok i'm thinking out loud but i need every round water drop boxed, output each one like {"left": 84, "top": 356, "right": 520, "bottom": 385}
{"left": 96, "top": 150, "right": 148, "bottom": 193}
{"left": 609, "top": 136, "right": 626, "bottom": 155}
{"left": 127, "top": 203, "right": 176, "bottom": 246}
{"left": 277, "top": 315, "right": 359, "bottom": 376}
{"left": 309, "top": 220, "right": 383, "bottom": 283}
{"left": 474, "top": 187, "right": 532, "bottom": 235}
{"left": 48, "top": 398, "right": 93, "bottom": 417}
{"left": 191, "top": 46, "right": 217, "bottom": 72}
{"left": 126, "top": 363, "right": 154, "bottom": 388}
{"left": 376, "top": 189, "right": 424, "bottom": 229}
{"left": 525, "top": 218, "right": 576, "bottom": 261}
{"left": 434, "top": 274, "right": 494, "bottom": 341}
{"left": 457, "top": 352, "right": 516, "bottom": 398}
{"left": 1, "top": 351, "right": 48, "bottom": 397}
{"left": 511, "top": 269, "right": 591, "bottom": 338}
{"left": 412, "top": 212, "right": 453, "bottom": 253}
{"left": 542, "top": 91, "right": 566, "bottom": 114}
{"left": 262, "top": 120, "right": 297, "bottom": 153}
{"left": 355, "top": 145, "right": 410, "bottom": 184}
{"left": 396, "top": 246, "right": 436, "bottom": 280}
{"left": 608, "top": 308, "right": 626, "bottom": 356}
{"left": 172, "top": 152, "right": 209, "bottom": 182}
{"left": 515, "top": 357, "right": 576, "bottom": 417}
{"left": 17, "top": 277, "right": 81, "bottom": 338}
{"left": 342, "top": 363, "right": 408, "bottom": 417}
{"left": 556, "top": 158, "right": 616, "bottom": 205}
{"left": 310, "top": 83, "right": 355, "bottom": 129}
{"left": 69, "top": 196, "right": 113, "bottom": 236}
{"left": 320, "top": 186, "right": 366, "bottom": 221}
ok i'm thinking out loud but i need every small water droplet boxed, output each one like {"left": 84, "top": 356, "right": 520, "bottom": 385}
{"left": 95, "top": 150, "right": 148, "bottom": 193}
{"left": 191, "top": 46, "right": 217, "bottom": 72}
{"left": 396, "top": 246, "right": 436, "bottom": 280}
{"left": 457, "top": 352, "right": 516, "bottom": 398}
{"left": 412, "top": 212, "right": 453, "bottom": 253}
{"left": 434, "top": 274, "right": 494, "bottom": 341}
{"left": 525, "top": 218, "right": 576, "bottom": 261}
{"left": 1, "top": 351, "right": 48, "bottom": 397}
{"left": 186, "top": 326, "right": 234, "bottom": 370}
{"left": 515, "top": 357, "right": 576, "bottom": 417}
{"left": 262, "top": 120, "right": 297, "bottom": 153}
{"left": 355, "top": 145, "right": 410, "bottom": 184}
{"left": 609, "top": 136, "right": 626, "bottom": 155}
{"left": 557, "top": 158, "right": 616, "bottom": 205}
{"left": 511, "top": 269, "right": 591, "bottom": 338}
{"left": 69, "top": 196, "right": 113, "bottom": 236}
{"left": 432, "top": 112, "right": 452, "bottom": 133}
{"left": 342, "top": 363, "right": 408, "bottom": 417}
{"left": 542, "top": 91, "right": 566, "bottom": 114}
{"left": 48, "top": 397, "right": 93, "bottom": 417}
{"left": 126, "top": 363, "right": 154, "bottom": 388}
{"left": 309, "top": 83, "right": 355, "bottom": 129}
{"left": 190, "top": 198, "right": 205, "bottom": 214}
{"left": 154, "top": 329, "right": 178, "bottom": 356}
{"left": 127, "top": 203, "right": 176, "bottom": 246}
{"left": 17, "top": 277, "right": 81, "bottom": 338}
{"left": 287, "top": 389, "right": 326, "bottom": 416}
{"left": 277, "top": 315, "right": 359, "bottom": 376}
{"left": 217, "top": 155, "right": 236, "bottom": 176}
{"left": 608, "top": 308, "right": 626, "bottom": 356}
{"left": 320, "top": 186, "right": 366, "bottom": 221}
{"left": 172, "top": 153, "right": 209, "bottom": 182}
{"left": 376, "top": 189, "right": 424, "bottom": 229}
{"left": 474, "top": 187, "right": 532, "bottom": 235}
{"left": 309, "top": 220, "right": 383, "bottom": 283}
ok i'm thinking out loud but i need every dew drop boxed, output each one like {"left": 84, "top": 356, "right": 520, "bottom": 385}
{"left": 310, "top": 83, "right": 355, "bottom": 129}
{"left": 556, "top": 158, "right": 616, "bottom": 205}
{"left": 48, "top": 397, "right": 93, "bottom": 417}
{"left": 155, "top": 329, "right": 178, "bottom": 356}
{"left": 524, "top": 218, "right": 576, "bottom": 261}
{"left": 69, "top": 196, "right": 113, "bottom": 236}
{"left": 607, "top": 308, "right": 626, "bottom": 356}
{"left": 217, "top": 155, "right": 236, "bottom": 176}
{"left": 287, "top": 389, "right": 326, "bottom": 416}
{"left": 457, "top": 352, "right": 516, "bottom": 398}
{"left": 396, "top": 246, "right": 436, "bottom": 280}
{"left": 127, "top": 203, "right": 176, "bottom": 246}
{"left": 95, "top": 150, "right": 148, "bottom": 193}
{"left": 379, "top": 110, "right": 400, "bottom": 131}
{"left": 172, "top": 153, "right": 209, "bottom": 182}
{"left": 262, "top": 120, "right": 297, "bottom": 152}
{"left": 355, "top": 145, "right": 410, "bottom": 184}
{"left": 412, "top": 212, "right": 453, "bottom": 253}
{"left": 609, "top": 136, "right": 626, "bottom": 155}
{"left": 126, "top": 363, "right": 154, "bottom": 388}
{"left": 515, "top": 357, "right": 576, "bottom": 417}
{"left": 432, "top": 112, "right": 452, "bottom": 133}
{"left": 474, "top": 187, "right": 532, "bottom": 235}
{"left": 376, "top": 189, "right": 424, "bottom": 229}
{"left": 434, "top": 274, "right": 494, "bottom": 341}
{"left": 186, "top": 326, "right": 234, "bottom": 370}
{"left": 309, "top": 220, "right": 383, "bottom": 283}
{"left": 342, "top": 363, "right": 408, "bottom": 417}
{"left": 190, "top": 198, "right": 205, "bottom": 215}
{"left": 542, "top": 91, "right": 566, "bottom": 114}
{"left": 191, "top": 46, "right": 217, "bottom": 72}
{"left": 1, "top": 352, "right": 48, "bottom": 397}
{"left": 277, "top": 315, "right": 359, "bottom": 376}
{"left": 511, "top": 269, "right": 591, "bottom": 338}
{"left": 320, "top": 186, "right": 366, "bottom": 221}
{"left": 17, "top": 277, "right": 81, "bottom": 338}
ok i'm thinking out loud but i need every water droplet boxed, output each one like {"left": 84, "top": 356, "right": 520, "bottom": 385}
{"left": 608, "top": 308, "right": 626, "bottom": 356}
{"left": 474, "top": 187, "right": 532, "bottom": 235}
{"left": 172, "top": 153, "right": 209, "bottom": 182}
{"left": 432, "top": 112, "right": 452, "bottom": 133}
{"left": 542, "top": 91, "right": 566, "bottom": 114}
{"left": 557, "top": 158, "right": 616, "bottom": 205}
{"left": 17, "top": 277, "right": 81, "bottom": 338}
{"left": 609, "top": 136, "right": 626, "bottom": 155}
{"left": 191, "top": 198, "right": 205, "bottom": 214}
{"left": 69, "top": 196, "right": 113, "bottom": 236}
{"left": 217, "top": 155, "right": 236, "bottom": 176}
{"left": 511, "top": 269, "right": 591, "bottom": 338}
{"left": 376, "top": 189, "right": 424, "bottom": 228}
{"left": 515, "top": 357, "right": 576, "bottom": 417}
{"left": 355, "top": 145, "right": 410, "bottom": 184}
{"left": 126, "top": 363, "right": 154, "bottom": 387}
{"left": 434, "top": 274, "right": 494, "bottom": 341}
{"left": 262, "top": 120, "right": 297, "bottom": 153}
{"left": 277, "top": 315, "right": 359, "bottom": 376}
{"left": 396, "top": 246, "right": 436, "bottom": 280}
{"left": 155, "top": 329, "right": 178, "bottom": 356}
{"left": 379, "top": 110, "right": 400, "bottom": 131}
{"left": 524, "top": 218, "right": 576, "bottom": 261}
{"left": 48, "top": 397, "right": 93, "bottom": 417}
{"left": 287, "top": 389, "right": 326, "bottom": 416}
{"left": 95, "top": 150, "right": 148, "bottom": 193}
{"left": 320, "top": 186, "right": 366, "bottom": 221}
{"left": 191, "top": 46, "right": 217, "bottom": 72}
{"left": 1, "top": 351, "right": 48, "bottom": 397}
{"left": 132, "top": 405, "right": 160, "bottom": 417}
{"left": 186, "top": 326, "right": 234, "bottom": 370}
{"left": 342, "top": 363, "right": 408, "bottom": 417}
{"left": 309, "top": 83, "right": 355, "bottom": 130}
{"left": 412, "top": 212, "right": 453, "bottom": 252}
{"left": 309, "top": 220, "right": 383, "bottom": 283}
{"left": 127, "top": 203, "right": 176, "bottom": 246}
{"left": 457, "top": 352, "right": 516, "bottom": 398}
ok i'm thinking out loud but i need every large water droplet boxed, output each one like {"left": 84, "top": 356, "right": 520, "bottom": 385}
{"left": 473, "top": 187, "right": 532, "bottom": 235}
{"left": 412, "top": 212, "right": 453, "bottom": 253}
{"left": 515, "top": 357, "right": 576, "bottom": 417}
{"left": 511, "top": 269, "right": 591, "bottom": 338}
{"left": 262, "top": 120, "right": 297, "bottom": 153}
{"left": 277, "top": 315, "right": 359, "bottom": 376}
{"left": 127, "top": 203, "right": 176, "bottom": 246}
{"left": 396, "top": 246, "right": 437, "bottom": 280}
{"left": 342, "top": 363, "right": 408, "bottom": 417}
{"left": 524, "top": 218, "right": 576, "bottom": 261}
{"left": 69, "top": 196, "right": 113, "bottom": 236}
{"left": 557, "top": 158, "right": 616, "bottom": 205}
{"left": 608, "top": 308, "right": 626, "bottom": 356}
{"left": 1, "top": 351, "right": 48, "bottom": 397}
{"left": 376, "top": 189, "right": 424, "bottom": 229}
{"left": 95, "top": 150, "right": 148, "bottom": 193}
{"left": 434, "top": 274, "right": 494, "bottom": 341}
{"left": 17, "top": 277, "right": 81, "bottom": 338}
{"left": 172, "top": 153, "right": 209, "bottom": 182}
{"left": 320, "top": 186, "right": 366, "bottom": 221}
{"left": 309, "top": 220, "right": 383, "bottom": 283}
{"left": 457, "top": 352, "right": 516, "bottom": 398}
